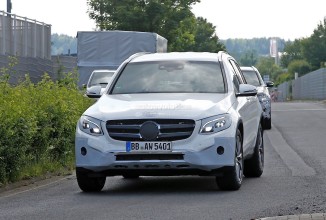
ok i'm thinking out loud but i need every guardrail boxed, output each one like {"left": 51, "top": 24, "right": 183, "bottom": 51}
{"left": 0, "top": 10, "right": 51, "bottom": 59}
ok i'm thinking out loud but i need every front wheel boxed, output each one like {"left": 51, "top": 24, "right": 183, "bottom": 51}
{"left": 216, "top": 129, "right": 243, "bottom": 191}
{"left": 76, "top": 170, "right": 106, "bottom": 192}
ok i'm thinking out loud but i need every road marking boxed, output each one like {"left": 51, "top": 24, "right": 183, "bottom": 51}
{"left": 266, "top": 124, "right": 316, "bottom": 177}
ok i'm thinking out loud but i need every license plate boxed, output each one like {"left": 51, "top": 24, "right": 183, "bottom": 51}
{"left": 126, "top": 141, "right": 172, "bottom": 152}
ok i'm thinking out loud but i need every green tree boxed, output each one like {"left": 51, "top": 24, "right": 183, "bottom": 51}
{"left": 281, "top": 19, "right": 326, "bottom": 71}
{"left": 239, "top": 50, "right": 258, "bottom": 66}
{"left": 168, "top": 16, "right": 197, "bottom": 51}
{"left": 191, "top": 17, "right": 225, "bottom": 52}
{"left": 280, "top": 39, "right": 304, "bottom": 68}
{"left": 256, "top": 57, "right": 283, "bottom": 83}
{"left": 301, "top": 18, "right": 326, "bottom": 70}
{"left": 87, "top": 0, "right": 225, "bottom": 52}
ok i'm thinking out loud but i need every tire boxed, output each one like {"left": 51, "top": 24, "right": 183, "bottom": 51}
{"left": 76, "top": 170, "right": 106, "bottom": 192}
{"left": 244, "top": 124, "right": 264, "bottom": 177}
{"left": 216, "top": 129, "right": 243, "bottom": 191}
{"left": 263, "top": 117, "right": 271, "bottom": 130}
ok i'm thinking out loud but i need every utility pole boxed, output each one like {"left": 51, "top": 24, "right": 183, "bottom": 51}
{"left": 7, "top": 0, "right": 12, "bottom": 54}
{"left": 7, "top": 0, "right": 12, "bottom": 13}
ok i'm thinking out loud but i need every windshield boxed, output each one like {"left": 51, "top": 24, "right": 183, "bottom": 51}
{"left": 242, "top": 70, "right": 261, "bottom": 87}
{"left": 89, "top": 71, "right": 115, "bottom": 87}
{"left": 111, "top": 61, "right": 225, "bottom": 94}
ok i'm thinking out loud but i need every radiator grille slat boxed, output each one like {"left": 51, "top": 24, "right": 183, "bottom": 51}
{"left": 107, "top": 119, "right": 195, "bottom": 141}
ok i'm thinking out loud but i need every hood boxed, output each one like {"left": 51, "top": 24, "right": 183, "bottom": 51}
{"left": 84, "top": 93, "right": 233, "bottom": 121}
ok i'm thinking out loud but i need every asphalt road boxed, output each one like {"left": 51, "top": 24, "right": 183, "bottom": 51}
{"left": 0, "top": 101, "right": 326, "bottom": 220}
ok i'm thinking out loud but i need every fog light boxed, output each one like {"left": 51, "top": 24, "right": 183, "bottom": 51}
{"left": 216, "top": 146, "right": 224, "bottom": 155}
{"left": 81, "top": 147, "right": 87, "bottom": 156}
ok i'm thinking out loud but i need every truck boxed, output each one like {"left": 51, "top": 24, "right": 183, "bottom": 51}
{"left": 77, "top": 30, "right": 168, "bottom": 86}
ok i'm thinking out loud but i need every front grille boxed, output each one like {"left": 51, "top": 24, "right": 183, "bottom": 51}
{"left": 115, "top": 153, "right": 184, "bottom": 161}
{"left": 106, "top": 119, "right": 195, "bottom": 141}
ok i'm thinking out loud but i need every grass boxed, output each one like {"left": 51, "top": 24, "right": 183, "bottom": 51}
{"left": 18, "top": 158, "right": 75, "bottom": 181}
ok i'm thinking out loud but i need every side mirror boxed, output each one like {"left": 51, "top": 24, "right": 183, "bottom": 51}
{"left": 236, "top": 84, "right": 257, "bottom": 97}
{"left": 82, "top": 84, "right": 87, "bottom": 89}
{"left": 85, "top": 85, "right": 102, "bottom": 98}
{"left": 265, "top": 81, "right": 274, "bottom": 88}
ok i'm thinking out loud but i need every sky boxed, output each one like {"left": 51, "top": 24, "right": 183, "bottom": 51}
{"left": 1, "top": 0, "right": 325, "bottom": 40}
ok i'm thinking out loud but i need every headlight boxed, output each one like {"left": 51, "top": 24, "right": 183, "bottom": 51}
{"left": 200, "top": 114, "right": 232, "bottom": 134}
{"left": 78, "top": 115, "right": 103, "bottom": 136}
{"left": 257, "top": 93, "right": 270, "bottom": 103}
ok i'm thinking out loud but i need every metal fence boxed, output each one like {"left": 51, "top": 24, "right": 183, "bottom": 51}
{"left": 277, "top": 68, "right": 326, "bottom": 101}
{"left": 0, "top": 11, "right": 74, "bottom": 84}
{"left": 276, "top": 81, "right": 291, "bottom": 102}
{"left": 0, "top": 10, "right": 51, "bottom": 59}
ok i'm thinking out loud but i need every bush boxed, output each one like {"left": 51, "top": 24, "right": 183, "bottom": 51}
{"left": 0, "top": 71, "right": 93, "bottom": 184}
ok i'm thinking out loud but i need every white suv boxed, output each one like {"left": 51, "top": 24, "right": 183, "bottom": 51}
{"left": 75, "top": 52, "right": 264, "bottom": 192}
{"left": 85, "top": 69, "right": 116, "bottom": 98}
{"left": 240, "top": 66, "right": 274, "bottom": 129}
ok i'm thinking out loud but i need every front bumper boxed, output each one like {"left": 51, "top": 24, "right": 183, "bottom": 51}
{"left": 75, "top": 124, "right": 236, "bottom": 176}
{"left": 260, "top": 101, "right": 271, "bottom": 119}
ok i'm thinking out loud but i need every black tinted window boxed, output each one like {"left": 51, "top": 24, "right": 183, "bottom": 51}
{"left": 89, "top": 71, "right": 115, "bottom": 87}
{"left": 242, "top": 70, "right": 261, "bottom": 86}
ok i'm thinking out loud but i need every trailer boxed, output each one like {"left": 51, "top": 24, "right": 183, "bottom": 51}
{"left": 77, "top": 30, "right": 168, "bottom": 86}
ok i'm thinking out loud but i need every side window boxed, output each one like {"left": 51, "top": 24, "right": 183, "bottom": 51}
{"left": 225, "top": 60, "right": 240, "bottom": 92}
{"left": 229, "top": 60, "right": 246, "bottom": 84}
{"left": 233, "top": 74, "right": 240, "bottom": 92}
